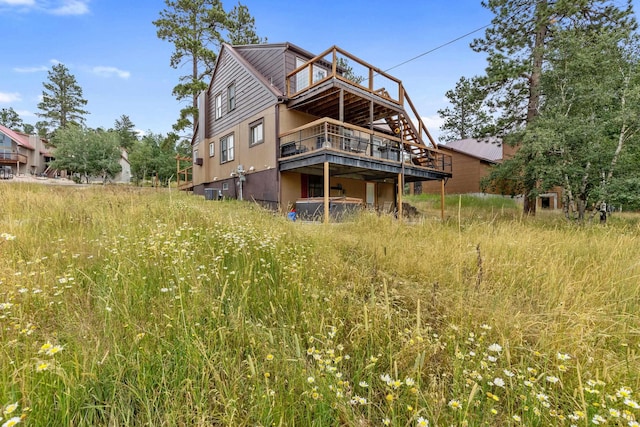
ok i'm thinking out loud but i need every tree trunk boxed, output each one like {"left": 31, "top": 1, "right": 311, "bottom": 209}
{"left": 522, "top": 0, "right": 548, "bottom": 216}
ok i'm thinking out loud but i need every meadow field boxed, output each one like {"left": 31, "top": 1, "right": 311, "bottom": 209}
{"left": 0, "top": 183, "right": 639, "bottom": 426}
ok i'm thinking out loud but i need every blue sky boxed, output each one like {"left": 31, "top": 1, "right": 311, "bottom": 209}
{"left": 1, "top": 0, "right": 637, "bottom": 142}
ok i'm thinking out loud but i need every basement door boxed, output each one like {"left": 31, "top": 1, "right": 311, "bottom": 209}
{"left": 366, "top": 182, "right": 375, "bottom": 208}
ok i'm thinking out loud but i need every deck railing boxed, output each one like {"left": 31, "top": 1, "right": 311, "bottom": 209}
{"left": 0, "top": 151, "right": 28, "bottom": 164}
{"left": 279, "top": 118, "right": 451, "bottom": 173}
{"left": 285, "top": 46, "right": 438, "bottom": 149}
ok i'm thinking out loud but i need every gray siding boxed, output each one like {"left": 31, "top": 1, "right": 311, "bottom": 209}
{"left": 206, "top": 49, "right": 278, "bottom": 139}
{"left": 235, "top": 46, "right": 288, "bottom": 94}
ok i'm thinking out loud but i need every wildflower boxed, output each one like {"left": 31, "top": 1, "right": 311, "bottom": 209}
{"left": 385, "top": 393, "right": 395, "bottom": 403}
{"left": 628, "top": 421, "right": 639, "bottom": 427}
{"left": 36, "top": 362, "right": 49, "bottom": 372}
{"left": 480, "top": 324, "right": 492, "bottom": 330}
{"left": 609, "top": 408, "right": 620, "bottom": 418}
{"left": 380, "top": 373, "right": 392, "bottom": 384}
{"left": 557, "top": 352, "right": 571, "bottom": 361}
{"left": 512, "top": 414, "right": 521, "bottom": 422}
{"left": 265, "top": 354, "right": 274, "bottom": 361}
{"left": 617, "top": 386, "right": 633, "bottom": 398}
{"left": 558, "top": 364, "right": 568, "bottom": 372}
{"left": 624, "top": 398, "right": 640, "bottom": 409}
{"left": 307, "top": 376, "right": 315, "bottom": 384}
{"left": 487, "top": 343, "right": 502, "bottom": 353}
{"left": 503, "top": 369, "right": 515, "bottom": 377}
{"left": 46, "top": 345, "right": 63, "bottom": 356}
{"left": 3, "top": 403, "right": 18, "bottom": 415}
{"left": 39, "top": 342, "right": 52, "bottom": 354}
{"left": 546, "top": 375, "right": 560, "bottom": 384}
{"left": 405, "top": 377, "right": 415, "bottom": 387}
{"left": 2, "top": 417, "right": 21, "bottom": 427}
{"left": 493, "top": 377, "right": 505, "bottom": 388}
{"left": 592, "top": 414, "right": 606, "bottom": 424}
{"left": 264, "top": 372, "right": 270, "bottom": 379}
{"left": 382, "top": 418, "right": 391, "bottom": 426}
{"left": 359, "top": 381, "right": 369, "bottom": 388}
{"left": 490, "top": 408, "right": 498, "bottom": 415}
{"left": 416, "top": 416, "right": 429, "bottom": 427}
{"left": 448, "top": 399, "right": 462, "bottom": 410}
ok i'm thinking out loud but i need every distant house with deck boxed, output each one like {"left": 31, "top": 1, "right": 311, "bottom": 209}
{"left": 0, "top": 124, "right": 53, "bottom": 178}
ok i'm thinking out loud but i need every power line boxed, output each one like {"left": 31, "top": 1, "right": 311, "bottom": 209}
{"left": 383, "top": 24, "right": 491, "bottom": 73}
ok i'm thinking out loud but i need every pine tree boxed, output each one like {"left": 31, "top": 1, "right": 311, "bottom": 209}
{"left": 36, "top": 63, "right": 89, "bottom": 133}
{"left": 0, "top": 107, "right": 23, "bottom": 130}
{"left": 437, "top": 76, "right": 491, "bottom": 142}
{"left": 114, "top": 114, "right": 138, "bottom": 150}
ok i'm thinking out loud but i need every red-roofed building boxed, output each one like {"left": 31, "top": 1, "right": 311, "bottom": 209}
{"left": 0, "top": 124, "right": 53, "bottom": 178}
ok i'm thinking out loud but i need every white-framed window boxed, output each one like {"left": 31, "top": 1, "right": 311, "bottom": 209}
{"left": 249, "top": 119, "right": 264, "bottom": 146}
{"left": 215, "top": 93, "right": 222, "bottom": 119}
{"left": 222, "top": 182, "right": 229, "bottom": 191}
{"left": 220, "top": 133, "right": 234, "bottom": 163}
{"left": 209, "top": 142, "right": 215, "bottom": 157}
{"left": 227, "top": 83, "right": 236, "bottom": 111}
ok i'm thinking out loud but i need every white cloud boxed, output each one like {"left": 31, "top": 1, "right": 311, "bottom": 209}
{"left": 49, "top": 0, "right": 89, "bottom": 16}
{"left": 0, "top": 0, "right": 89, "bottom": 15}
{"left": 422, "top": 114, "right": 445, "bottom": 143}
{"left": 91, "top": 66, "right": 131, "bottom": 79}
{"left": 0, "top": 0, "right": 35, "bottom": 5}
{"left": 13, "top": 65, "right": 48, "bottom": 73}
{"left": 15, "top": 109, "right": 36, "bottom": 117}
{"left": 0, "top": 92, "right": 22, "bottom": 103}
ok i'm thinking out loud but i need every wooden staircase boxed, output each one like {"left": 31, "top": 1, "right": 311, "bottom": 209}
{"left": 376, "top": 88, "right": 437, "bottom": 168}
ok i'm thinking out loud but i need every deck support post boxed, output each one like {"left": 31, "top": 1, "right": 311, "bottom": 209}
{"left": 440, "top": 179, "right": 445, "bottom": 220}
{"left": 324, "top": 161, "right": 330, "bottom": 224}
{"left": 397, "top": 173, "right": 403, "bottom": 220}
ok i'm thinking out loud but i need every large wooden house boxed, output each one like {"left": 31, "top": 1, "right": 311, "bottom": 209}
{"left": 0, "top": 124, "right": 53, "bottom": 178}
{"left": 180, "top": 43, "right": 452, "bottom": 220}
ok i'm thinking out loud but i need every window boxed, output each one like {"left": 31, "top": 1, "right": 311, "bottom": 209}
{"left": 249, "top": 119, "right": 264, "bottom": 146}
{"left": 220, "top": 133, "right": 234, "bottom": 163}
{"left": 222, "top": 182, "right": 229, "bottom": 191}
{"left": 193, "top": 149, "right": 198, "bottom": 163}
{"left": 215, "top": 93, "right": 222, "bottom": 119}
{"left": 227, "top": 83, "right": 236, "bottom": 111}
{"left": 209, "top": 142, "right": 215, "bottom": 157}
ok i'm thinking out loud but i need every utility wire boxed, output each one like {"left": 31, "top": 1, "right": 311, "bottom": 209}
{"left": 383, "top": 24, "right": 491, "bottom": 73}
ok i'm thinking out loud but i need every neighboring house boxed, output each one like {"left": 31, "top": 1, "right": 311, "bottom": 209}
{"left": 113, "top": 148, "right": 131, "bottom": 184}
{"left": 421, "top": 138, "right": 561, "bottom": 210}
{"left": 181, "top": 43, "right": 452, "bottom": 220}
{"left": 0, "top": 124, "right": 53, "bottom": 177}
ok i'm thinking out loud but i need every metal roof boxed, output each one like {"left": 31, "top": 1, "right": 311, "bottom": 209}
{"left": 441, "top": 137, "right": 503, "bottom": 162}
{"left": 0, "top": 124, "right": 35, "bottom": 150}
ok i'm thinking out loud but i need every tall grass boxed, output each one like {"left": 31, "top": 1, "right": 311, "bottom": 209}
{"left": 1, "top": 183, "right": 639, "bottom": 426}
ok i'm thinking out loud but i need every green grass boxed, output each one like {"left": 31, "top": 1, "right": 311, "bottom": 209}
{"left": 1, "top": 183, "right": 639, "bottom": 426}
